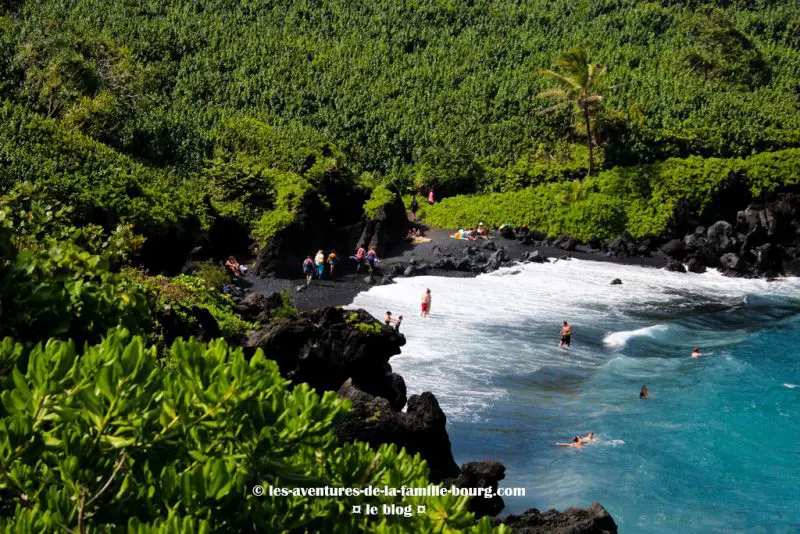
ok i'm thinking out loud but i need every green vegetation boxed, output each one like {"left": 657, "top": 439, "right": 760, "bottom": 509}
{"left": 364, "top": 185, "right": 396, "bottom": 219}
{"left": 0, "top": 330, "right": 504, "bottom": 533}
{"left": 425, "top": 149, "right": 800, "bottom": 240}
{"left": 539, "top": 46, "right": 607, "bottom": 176}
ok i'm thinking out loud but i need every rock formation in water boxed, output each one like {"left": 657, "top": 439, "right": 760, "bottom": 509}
{"left": 497, "top": 502, "right": 618, "bottom": 533}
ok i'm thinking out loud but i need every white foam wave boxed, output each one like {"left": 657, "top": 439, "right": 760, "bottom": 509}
{"left": 783, "top": 383, "right": 798, "bottom": 389}
{"left": 347, "top": 258, "right": 800, "bottom": 421}
{"left": 602, "top": 439, "right": 626, "bottom": 447}
{"left": 603, "top": 324, "right": 670, "bottom": 348}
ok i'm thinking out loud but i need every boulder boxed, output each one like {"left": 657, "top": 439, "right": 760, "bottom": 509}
{"left": 706, "top": 220, "right": 737, "bottom": 254}
{"left": 233, "top": 292, "right": 284, "bottom": 323}
{"left": 482, "top": 240, "right": 497, "bottom": 251}
{"left": 499, "top": 225, "right": 516, "bottom": 239}
{"left": 336, "top": 390, "right": 460, "bottom": 482}
{"left": 686, "top": 257, "right": 706, "bottom": 274}
{"left": 754, "top": 242, "right": 783, "bottom": 276}
{"left": 610, "top": 278, "right": 622, "bottom": 285}
{"left": 666, "top": 259, "right": 686, "bottom": 273}
{"left": 522, "top": 250, "right": 547, "bottom": 263}
{"left": 719, "top": 252, "right": 748, "bottom": 275}
{"left": 497, "top": 502, "right": 617, "bottom": 534}
{"left": 586, "top": 237, "right": 602, "bottom": 250}
{"left": 553, "top": 235, "right": 579, "bottom": 251}
{"left": 605, "top": 232, "right": 635, "bottom": 257}
{"left": 403, "top": 265, "right": 416, "bottom": 277}
{"left": 453, "top": 461, "right": 506, "bottom": 518}
{"left": 660, "top": 239, "right": 687, "bottom": 260}
{"left": 484, "top": 247, "right": 509, "bottom": 272}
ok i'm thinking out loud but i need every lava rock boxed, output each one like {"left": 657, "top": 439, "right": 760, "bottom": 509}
{"left": 244, "top": 307, "right": 406, "bottom": 394}
{"left": 454, "top": 461, "right": 506, "bottom": 518}
{"left": 666, "top": 259, "right": 686, "bottom": 273}
{"left": 497, "top": 502, "right": 617, "bottom": 534}
{"left": 686, "top": 257, "right": 707, "bottom": 274}
{"left": 522, "top": 250, "right": 547, "bottom": 263}
{"left": 755, "top": 242, "right": 783, "bottom": 276}
{"left": 719, "top": 252, "right": 748, "bottom": 274}
{"left": 553, "top": 235, "right": 579, "bottom": 251}
{"left": 336, "top": 390, "right": 460, "bottom": 482}
{"left": 484, "top": 247, "right": 509, "bottom": 271}
{"left": 610, "top": 278, "right": 622, "bottom": 285}
{"left": 233, "top": 292, "right": 284, "bottom": 323}
{"left": 605, "top": 232, "right": 635, "bottom": 257}
{"left": 660, "top": 239, "right": 687, "bottom": 260}
{"left": 706, "top": 220, "right": 737, "bottom": 254}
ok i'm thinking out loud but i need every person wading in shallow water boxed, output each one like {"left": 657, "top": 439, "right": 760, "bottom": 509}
{"left": 559, "top": 321, "right": 572, "bottom": 348}
{"left": 421, "top": 288, "right": 432, "bottom": 317}
{"left": 640, "top": 385, "right": 649, "bottom": 399}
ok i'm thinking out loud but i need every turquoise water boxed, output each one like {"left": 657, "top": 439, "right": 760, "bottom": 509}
{"left": 349, "top": 260, "right": 800, "bottom": 533}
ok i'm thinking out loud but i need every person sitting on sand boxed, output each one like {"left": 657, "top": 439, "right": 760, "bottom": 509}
{"left": 302, "top": 256, "right": 315, "bottom": 285}
{"left": 407, "top": 229, "right": 415, "bottom": 242}
{"left": 225, "top": 256, "right": 242, "bottom": 277}
{"left": 691, "top": 347, "right": 702, "bottom": 358}
{"left": 640, "top": 385, "right": 648, "bottom": 399}
{"left": 560, "top": 321, "right": 572, "bottom": 348}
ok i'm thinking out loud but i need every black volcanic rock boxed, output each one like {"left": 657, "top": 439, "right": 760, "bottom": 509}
{"left": 244, "top": 307, "right": 405, "bottom": 393}
{"left": 686, "top": 257, "right": 707, "bottom": 274}
{"left": 336, "top": 385, "right": 460, "bottom": 482}
{"left": 498, "top": 502, "right": 617, "bottom": 534}
{"left": 660, "top": 238, "right": 686, "bottom": 260}
{"left": 453, "top": 461, "right": 506, "bottom": 518}
{"left": 706, "top": 220, "right": 738, "bottom": 255}
{"left": 666, "top": 259, "right": 686, "bottom": 273}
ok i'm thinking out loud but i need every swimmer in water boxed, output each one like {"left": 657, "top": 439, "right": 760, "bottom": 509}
{"left": 557, "top": 433, "right": 595, "bottom": 447}
{"left": 640, "top": 385, "right": 648, "bottom": 399}
{"left": 559, "top": 321, "right": 572, "bottom": 348}
{"left": 691, "top": 347, "right": 702, "bottom": 358}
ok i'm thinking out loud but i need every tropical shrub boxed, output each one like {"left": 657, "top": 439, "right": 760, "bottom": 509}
{"left": 0, "top": 330, "right": 506, "bottom": 533}
{"left": 363, "top": 185, "right": 396, "bottom": 219}
{"left": 424, "top": 149, "right": 800, "bottom": 240}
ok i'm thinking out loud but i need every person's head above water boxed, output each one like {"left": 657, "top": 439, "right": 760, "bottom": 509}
{"left": 563, "top": 321, "right": 569, "bottom": 326}
{"left": 386, "top": 311, "right": 391, "bottom": 316}
{"left": 426, "top": 288, "right": 431, "bottom": 294}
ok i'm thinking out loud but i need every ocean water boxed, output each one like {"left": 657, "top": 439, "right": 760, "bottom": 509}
{"left": 348, "top": 259, "right": 800, "bottom": 533}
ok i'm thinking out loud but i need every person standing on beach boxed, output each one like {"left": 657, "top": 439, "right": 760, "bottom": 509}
{"left": 384, "top": 311, "right": 393, "bottom": 327}
{"left": 355, "top": 246, "right": 366, "bottom": 273}
{"left": 327, "top": 250, "right": 338, "bottom": 278}
{"left": 410, "top": 196, "right": 419, "bottom": 221}
{"left": 315, "top": 249, "right": 325, "bottom": 279}
{"left": 559, "top": 321, "right": 572, "bottom": 348}
{"left": 394, "top": 315, "right": 403, "bottom": 332}
{"left": 428, "top": 189, "right": 435, "bottom": 205}
{"left": 302, "top": 256, "right": 315, "bottom": 285}
{"left": 421, "top": 288, "right": 432, "bottom": 317}
{"left": 367, "top": 248, "right": 377, "bottom": 273}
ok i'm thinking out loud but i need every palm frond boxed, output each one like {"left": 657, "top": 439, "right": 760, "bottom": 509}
{"left": 537, "top": 87, "right": 568, "bottom": 100}
{"left": 537, "top": 101, "right": 572, "bottom": 115}
{"left": 539, "top": 69, "right": 581, "bottom": 91}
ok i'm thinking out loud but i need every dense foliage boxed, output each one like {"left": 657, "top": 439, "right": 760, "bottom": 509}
{"left": 423, "top": 148, "right": 800, "bottom": 240}
{"left": 2, "top": 0, "right": 798, "bottom": 178}
{"left": 0, "top": 330, "right": 504, "bottom": 533}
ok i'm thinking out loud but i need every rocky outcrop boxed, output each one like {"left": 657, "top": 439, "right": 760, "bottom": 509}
{"left": 660, "top": 191, "right": 800, "bottom": 278}
{"left": 497, "top": 502, "right": 618, "bottom": 534}
{"left": 233, "top": 292, "right": 285, "bottom": 323}
{"left": 156, "top": 303, "right": 222, "bottom": 346}
{"left": 449, "top": 461, "right": 506, "bottom": 518}
{"left": 336, "top": 382, "right": 460, "bottom": 482}
{"left": 357, "top": 194, "right": 409, "bottom": 258}
{"left": 244, "top": 307, "right": 405, "bottom": 393}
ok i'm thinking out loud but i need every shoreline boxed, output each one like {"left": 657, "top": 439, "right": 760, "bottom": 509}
{"left": 246, "top": 228, "right": 671, "bottom": 311}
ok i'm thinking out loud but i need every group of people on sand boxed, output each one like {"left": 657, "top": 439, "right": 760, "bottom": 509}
{"left": 452, "top": 222, "right": 489, "bottom": 241}
{"left": 302, "top": 250, "right": 339, "bottom": 284}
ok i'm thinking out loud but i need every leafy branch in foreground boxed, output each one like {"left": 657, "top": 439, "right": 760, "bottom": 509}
{"left": 0, "top": 329, "right": 506, "bottom": 533}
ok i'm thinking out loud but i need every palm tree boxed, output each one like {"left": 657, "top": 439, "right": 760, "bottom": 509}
{"left": 538, "top": 46, "right": 606, "bottom": 177}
